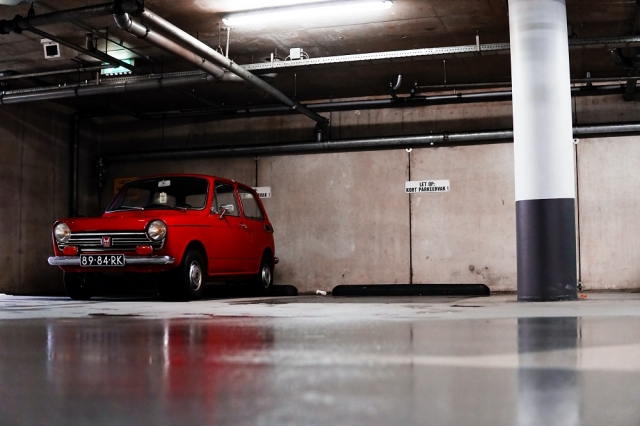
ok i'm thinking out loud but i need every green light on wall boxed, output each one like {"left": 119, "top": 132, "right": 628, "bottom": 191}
{"left": 101, "top": 59, "right": 135, "bottom": 76}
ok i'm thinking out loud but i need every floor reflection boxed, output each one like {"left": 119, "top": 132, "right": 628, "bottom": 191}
{"left": 2, "top": 319, "right": 274, "bottom": 425}
{"left": 1, "top": 312, "right": 640, "bottom": 425}
{"left": 517, "top": 318, "right": 581, "bottom": 426}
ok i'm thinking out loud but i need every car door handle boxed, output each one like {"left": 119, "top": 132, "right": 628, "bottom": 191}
{"left": 239, "top": 224, "right": 248, "bottom": 229}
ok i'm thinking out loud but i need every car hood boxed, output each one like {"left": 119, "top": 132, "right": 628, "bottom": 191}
{"left": 58, "top": 210, "right": 209, "bottom": 231}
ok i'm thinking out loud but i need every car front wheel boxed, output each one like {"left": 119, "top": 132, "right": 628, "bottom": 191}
{"left": 178, "top": 250, "right": 205, "bottom": 300}
{"left": 63, "top": 272, "right": 93, "bottom": 300}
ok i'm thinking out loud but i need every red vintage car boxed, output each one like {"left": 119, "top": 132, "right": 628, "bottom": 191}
{"left": 48, "top": 174, "right": 277, "bottom": 300}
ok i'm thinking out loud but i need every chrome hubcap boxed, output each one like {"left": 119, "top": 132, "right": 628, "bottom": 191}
{"left": 261, "top": 265, "right": 272, "bottom": 289}
{"left": 189, "top": 261, "right": 202, "bottom": 291}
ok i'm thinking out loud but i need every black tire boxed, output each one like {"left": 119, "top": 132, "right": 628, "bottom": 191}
{"left": 178, "top": 250, "right": 206, "bottom": 300}
{"left": 253, "top": 255, "right": 274, "bottom": 294}
{"left": 63, "top": 272, "right": 93, "bottom": 300}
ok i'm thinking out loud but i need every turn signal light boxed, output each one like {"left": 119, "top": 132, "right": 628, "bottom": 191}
{"left": 136, "top": 245, "right": 153, "bottom": 255}
{"left": 63, "top": 246, "right": 79, "bottom": 256}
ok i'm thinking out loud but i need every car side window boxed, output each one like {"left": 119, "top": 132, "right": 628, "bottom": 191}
{"left": 213, "top": 183, "right": 240, "bottom": 217}
{"left": 238, "top": 188, "right": 265, "bottom": 220}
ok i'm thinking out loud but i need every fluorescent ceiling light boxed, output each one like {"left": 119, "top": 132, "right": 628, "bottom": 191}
{"left": 101, "top": 58, "right": 134, "bottom": 76}
{"left": 223, "top": 0, "right": 393, "bottom": 26}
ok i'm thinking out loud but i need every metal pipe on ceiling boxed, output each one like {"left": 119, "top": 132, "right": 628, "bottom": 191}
{"left": 106, "top": 132, "right": 513, "bottom": 162}
{"left": 103, "top": 122, "right": 640, "bottom": 163}
{"left": 414, "top": 77, "right": 634, "bottom": 92}
{"left": 0, "top": 69, "right": 54, "bottom": 87}
{"left": 113, "top": 13, "right": 226, "bottom": 80}
{"left": 140, "top": 84, "right": 625, "bottom": 120}
{"left": 118, "top": 4, "right": 329, "bottom": 128}
{"left": 0, "top": 72, "right": 625, "bottom": 109}
{"left": 0, "top": 66, "right": 108, "bottom": 82}
{"left": 0, "top": 2, "right": 143, "bottom": 35}
{"left": 0, "top": 74, "right": 208, "bottom": 105}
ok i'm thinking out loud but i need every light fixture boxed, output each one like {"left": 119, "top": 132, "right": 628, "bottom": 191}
{"left": 101, "top": 58, "right": 135, "bottom": 76}
{"left": 222, "top": 0, "right": 393, "bottom": 26}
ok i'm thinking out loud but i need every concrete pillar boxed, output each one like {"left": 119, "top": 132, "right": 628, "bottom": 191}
{"left": 508, "top": 0, "right": 577, "bottom": 301}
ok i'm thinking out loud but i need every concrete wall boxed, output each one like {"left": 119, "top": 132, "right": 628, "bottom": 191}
{"left": 0, "top": 103, "right": 98, "bottom": 295}
{"left": 577, "top": 136, "right": 640, "bottom": 290}
{"left": 410, "top": 144, "right": 516, "bottom": 290}
{"left": 258, "top": 151, "right": 410, "bottom": 291}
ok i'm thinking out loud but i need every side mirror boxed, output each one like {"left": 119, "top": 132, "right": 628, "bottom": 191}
{"left": 218, "top": 204, "right": 235, "bottom": 219}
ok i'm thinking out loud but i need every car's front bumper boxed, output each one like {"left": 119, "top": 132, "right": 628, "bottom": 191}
{"left": 48, "top": 256, "right": 175, "bottom": 266}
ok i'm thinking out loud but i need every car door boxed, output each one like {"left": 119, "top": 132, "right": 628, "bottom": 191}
{"left": 207, "top": 181, "right": 247, "bottom": 274}
{"left": 237, "top": 187, "right": 267, "bottom": 272}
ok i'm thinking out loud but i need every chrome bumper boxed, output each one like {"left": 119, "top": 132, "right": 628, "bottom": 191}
{"left": 47, "top": 256, "right": 175, "bottom": 266}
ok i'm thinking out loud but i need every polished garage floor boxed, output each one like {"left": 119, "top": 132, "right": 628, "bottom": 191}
{"left": 1, "top": 292, "right": 640, "bottom": 426}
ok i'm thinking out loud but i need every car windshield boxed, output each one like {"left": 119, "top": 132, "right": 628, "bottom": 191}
{"left": 106, "top": 177, "right": 209, "bottom": 212}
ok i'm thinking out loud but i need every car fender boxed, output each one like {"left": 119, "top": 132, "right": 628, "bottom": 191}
{"left": 161, "top": 226, "right": 209, "bottom": 267}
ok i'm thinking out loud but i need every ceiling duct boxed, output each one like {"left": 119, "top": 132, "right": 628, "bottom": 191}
{"left": 113, "top": 12, "right": 227, "bottom": 81}
{"left": 112, "top": 1, "right": 329, "bottom": 129}
{"left": 0, "top": 2, "right": 142, "bottom": 35}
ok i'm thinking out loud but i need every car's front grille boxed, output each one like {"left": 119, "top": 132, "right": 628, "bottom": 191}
{"left": 57, "top": 231, "right": 164, "bottom": 252}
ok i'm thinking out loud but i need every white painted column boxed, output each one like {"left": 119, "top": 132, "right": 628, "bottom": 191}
{"left": 509, "top": 0, "right": 577, "bottom": 301}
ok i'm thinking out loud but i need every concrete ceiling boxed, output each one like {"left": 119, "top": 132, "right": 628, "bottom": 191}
{"left": 0, "top": 0, "right": 636, "bottom": 117}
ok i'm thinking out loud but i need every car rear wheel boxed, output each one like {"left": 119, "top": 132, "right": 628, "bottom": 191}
{"left": 253, "top": 255, "right": 273, "bottom": 294}
{"left": 63, "top": 272, "right": 93, "bottom": 300}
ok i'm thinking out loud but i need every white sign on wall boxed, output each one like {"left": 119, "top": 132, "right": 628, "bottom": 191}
{"left": 405, "top": 180, "right": 450, "bottom": 193}
{"left": 252, "top": 186, "right": 272, "bottom": 198}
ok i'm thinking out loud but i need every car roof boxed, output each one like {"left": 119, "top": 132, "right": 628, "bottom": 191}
{"left": 129, "top": 174, "right": 234, "bottom": 184}
{"left": 125, "top": 174, "right": 259, "bottom": 194}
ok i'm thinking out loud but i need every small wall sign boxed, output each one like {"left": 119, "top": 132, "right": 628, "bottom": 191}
{"left": 405, "top": 180, "right": 450, "bottom": 193}
{"left": 252, "top": 187, "right": 272, "bottom": 198}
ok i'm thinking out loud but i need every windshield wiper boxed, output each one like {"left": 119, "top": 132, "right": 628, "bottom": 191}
{"left": 147, "top": 204, "right": 187, "bottom": 213}
{"left": 107, "top": 206, "right": 145, "bottom": 213}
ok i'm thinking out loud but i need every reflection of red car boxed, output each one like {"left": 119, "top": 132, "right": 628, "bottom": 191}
{"left": 41, "top": 319, "right": 273, "bottom": 407}
{"left": 48, "top": 174, "right": 277, "bottom": 300}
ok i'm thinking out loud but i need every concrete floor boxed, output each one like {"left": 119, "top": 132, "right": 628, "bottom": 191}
{"left": 1, "top": 292, "right": 640, "bottom": 425}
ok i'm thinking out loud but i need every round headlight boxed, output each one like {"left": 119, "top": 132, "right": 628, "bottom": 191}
{"left": 54, "top": 222, "right": 71, "bottom": 243}
{"left": 146, "top": 220, "right": 167, "bottom": 241}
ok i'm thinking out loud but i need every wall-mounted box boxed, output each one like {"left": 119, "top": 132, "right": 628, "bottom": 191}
{"left": 41, "top": 39, "right": 77, "bottom": 60}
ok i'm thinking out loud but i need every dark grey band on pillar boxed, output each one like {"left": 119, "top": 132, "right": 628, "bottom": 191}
{"left": 516, "top": 198, "right": 577, "bottom": 301}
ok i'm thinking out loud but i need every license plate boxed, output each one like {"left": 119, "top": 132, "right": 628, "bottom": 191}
{"left": 80, "top": 254, "right": 125, "bottom": 267}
